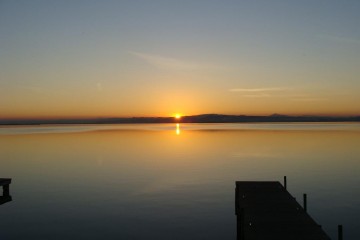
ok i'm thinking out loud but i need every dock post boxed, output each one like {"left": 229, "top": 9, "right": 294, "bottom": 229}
{"left": 338, "top": 225, "right": 343, "bottom": 240}
{"left": 303, "top": 194, "right": 307, "bottom": 212}
{"left": 2, "top": 184, "right": 10, "bottom": 197}
{"left": 284, "top": 176, "right": 287, "bottom": 190}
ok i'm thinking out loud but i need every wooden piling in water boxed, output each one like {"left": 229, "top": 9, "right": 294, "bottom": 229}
{"left": 0, "top": 178, "right": 12, "bottom": 197}
{"left": 0, "top": 178, "right": 12, "bottom": 205}
{"left": 303, "top": 193, "right": 307, "bottom": 212}
{"left": 338, "top": 225, "right": 343, "bottom": 240}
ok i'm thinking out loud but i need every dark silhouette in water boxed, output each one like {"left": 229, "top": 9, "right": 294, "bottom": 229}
{"left": 0, "top": 178, "right": 12, "bottom": 205}
{"left": 235, "top": 180, "right": 331, "bottom": 240}
{"left": 1, "top": 114, "right": 359, "bottom": 125}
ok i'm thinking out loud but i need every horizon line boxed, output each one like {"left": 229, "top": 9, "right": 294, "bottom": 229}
{"left": 1, "top": 113, "right": 359, "bottom": 121}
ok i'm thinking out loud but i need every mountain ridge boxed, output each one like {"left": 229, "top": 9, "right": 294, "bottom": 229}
{"left": 1, "top": 114, "right": 359, "bottom": 125}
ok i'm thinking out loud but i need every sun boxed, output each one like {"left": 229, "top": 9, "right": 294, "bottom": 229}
{"left": 174, "top": 114, "right": 181, "bottom": 119}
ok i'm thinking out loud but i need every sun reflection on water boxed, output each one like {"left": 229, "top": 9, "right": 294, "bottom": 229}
{"left": 176, "top": 123, "right": 180, "bottom": 135}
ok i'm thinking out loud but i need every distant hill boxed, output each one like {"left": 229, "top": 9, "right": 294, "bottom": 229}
{"left": 180, "top": 114, "right": 360, "bottom": 123}
{"left": 1, "top": 114, "right": 360, "bottom": 125}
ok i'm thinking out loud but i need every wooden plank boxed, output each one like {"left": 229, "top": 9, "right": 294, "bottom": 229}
{"left": 0, "top": 178, "right": 12, "bottom": 186}
{"left": 235, "top": 181, "right": 330, "bottom": 240}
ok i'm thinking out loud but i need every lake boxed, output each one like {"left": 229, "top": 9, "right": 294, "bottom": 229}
{"left": 1, "top": 123, "right": 359, "bottom": 239}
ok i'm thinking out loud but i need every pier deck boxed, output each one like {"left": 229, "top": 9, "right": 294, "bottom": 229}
{"left": 235, "top": 181, "right": 330, "bottom": 240}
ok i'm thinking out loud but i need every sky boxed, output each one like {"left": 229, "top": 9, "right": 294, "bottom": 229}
{"left": 1, "top": 0, "right": 360, "bottom": 119}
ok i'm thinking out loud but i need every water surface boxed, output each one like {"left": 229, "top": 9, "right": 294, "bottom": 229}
{"left": 1, "top": 123, "right": 359, "bottom": 239}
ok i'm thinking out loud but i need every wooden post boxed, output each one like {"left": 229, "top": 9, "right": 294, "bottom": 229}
{"left": 284, "top": 176, "right": 287, "bottom": 190}
{"left": 303, "top": 194, "right": 307, "bottom": 212}
{"left": 3, "top": 184, "right": 10, "bottom": 197}
{"left": 338, "top": 225, "right": 343, "bottom": 240}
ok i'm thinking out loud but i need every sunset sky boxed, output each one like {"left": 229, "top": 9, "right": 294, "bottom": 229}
{"left": 1, "top": 0, "right": 360, "bottom": 119}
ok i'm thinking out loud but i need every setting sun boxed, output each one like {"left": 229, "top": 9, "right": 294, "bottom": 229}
{"left": 174, "top": 114, "right": 181, "bottom": 119}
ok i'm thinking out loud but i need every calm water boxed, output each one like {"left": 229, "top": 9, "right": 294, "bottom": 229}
{"left": 1, "top": 123, "right": 360, "bottom": 239}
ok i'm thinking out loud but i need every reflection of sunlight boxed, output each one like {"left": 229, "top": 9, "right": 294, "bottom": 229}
{"left": 176, "top": 123, "right": 181, "bottom": 135}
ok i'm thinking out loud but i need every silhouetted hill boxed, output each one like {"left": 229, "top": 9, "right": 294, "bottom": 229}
{"left": 180, "top": 114, "right": 360, "bottom": 123}
{"left": 0, "top": 114, "right": 359, "bottom": 125}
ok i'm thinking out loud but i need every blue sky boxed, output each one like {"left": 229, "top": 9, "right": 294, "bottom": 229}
{"left": 1, "top": 0, "right": 360, "bottom": 118}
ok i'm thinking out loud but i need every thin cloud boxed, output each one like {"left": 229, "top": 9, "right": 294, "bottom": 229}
{"left": 131, "top": 51, "right": 222, "bottom": 70}
{"left": 229, "top": 87, "right": 290, "bottom": 92}
{"left": 18, "top": 85, "right": 44, "bottom": 93}
{"left": 232, "top": 152, "right": 279, "bottom": 159}
{"left": 6, "top": 84, "right": 54, "bottom": 98}
{"left": 243, "top": 94, "right": 271, "bottom": 98}
{"left": 291, "top": 98, "right": 328, "bottom": 102}
{"left": 318, "top": 34, "right": 360, "bottom": 45}
{"left": 6, "top": 83, "right": 81, "bottom": 97}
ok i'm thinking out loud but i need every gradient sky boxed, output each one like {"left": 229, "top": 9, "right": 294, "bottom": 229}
{"left": 1, "top": 0, "right": 360, "bottom": 119}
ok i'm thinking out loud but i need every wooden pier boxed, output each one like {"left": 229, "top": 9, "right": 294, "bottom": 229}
{"left": 0, "top": 178, "right": 12, "bottom": 205}
{"left": 235, "top": 181, "right": 331, "bottom": 240}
